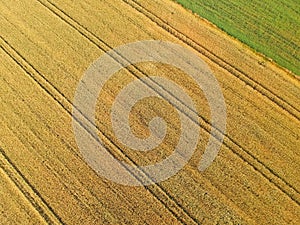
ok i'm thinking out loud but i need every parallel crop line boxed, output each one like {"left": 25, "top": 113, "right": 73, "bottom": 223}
{"left": 0, "top": 36, "right": 198, "bottom": 225}
{"left": 36, "top": 0, "right": 300, "bottom": 204}
{"left": 0, "top": 81, "right": 113, "bottom": 224}
{"left": 0, "top": 73, "right": 182, "bottom": 224}
{"left": 123, "top": 0, "right": 300, "bottom": 121}
{"left": 1, "top": 3, "right": 298, "bottom": 225}
{"left": 0, "top": 146, "right": 64, "bottom": 225}
{"left": 201, "top": 0, "right": 299, "bottom": 52}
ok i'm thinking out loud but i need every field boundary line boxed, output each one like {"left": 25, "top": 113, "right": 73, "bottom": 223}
{"left": 0, "top": 35, "right": 199, "bottom": 225}
{"left": 0, "top": 146, "right": 64, "bottom": 224}
{"left": 122, "top": 0, "right": 300, "bottom": 121}
{"left": 34, "top": 0, "right": 300, "bottom": 205}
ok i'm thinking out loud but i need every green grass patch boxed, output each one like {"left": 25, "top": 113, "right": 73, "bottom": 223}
{"left": 175, "top": 0, "right": 300, "bottom": 75}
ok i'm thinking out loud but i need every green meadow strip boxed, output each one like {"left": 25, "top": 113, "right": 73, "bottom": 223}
{"left": 175, "top": 0, "right": 300, "bottom": 75}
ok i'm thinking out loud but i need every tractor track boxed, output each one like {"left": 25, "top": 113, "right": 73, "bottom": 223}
{"left": 0, "top": 146, "right": 64, "bottom": 225}
{"left": 0, "top": 0, "right": 299, "bottom": 223}
{"left": 0, "top": 36, "right": 199, "bottom": 225}
{"left": 122, "top": 0, "right": 300, "bottom": 121}
{"left": 34, "top": 0, "right": 300, "bottom": 203}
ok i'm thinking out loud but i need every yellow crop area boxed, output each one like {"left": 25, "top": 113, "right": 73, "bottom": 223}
{"left": 0, "top": 0, "right": 299, "bottom": 224}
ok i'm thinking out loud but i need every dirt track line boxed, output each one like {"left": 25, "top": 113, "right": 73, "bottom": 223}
{"left": 0, "top": 146, "right": 64, "bottom": 225}
{"left": 122, "top": 0, "right": 300, "bottom": 121}
{"left": 0, "top": 36, "right": 199, "bottom": 225}
{"left": 34, "top": 0, "right": 300, "bottom": 204}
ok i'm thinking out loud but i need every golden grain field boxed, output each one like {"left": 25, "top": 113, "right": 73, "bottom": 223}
{"left": 0, "top": 0, "right": 299, "bottom": 224}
